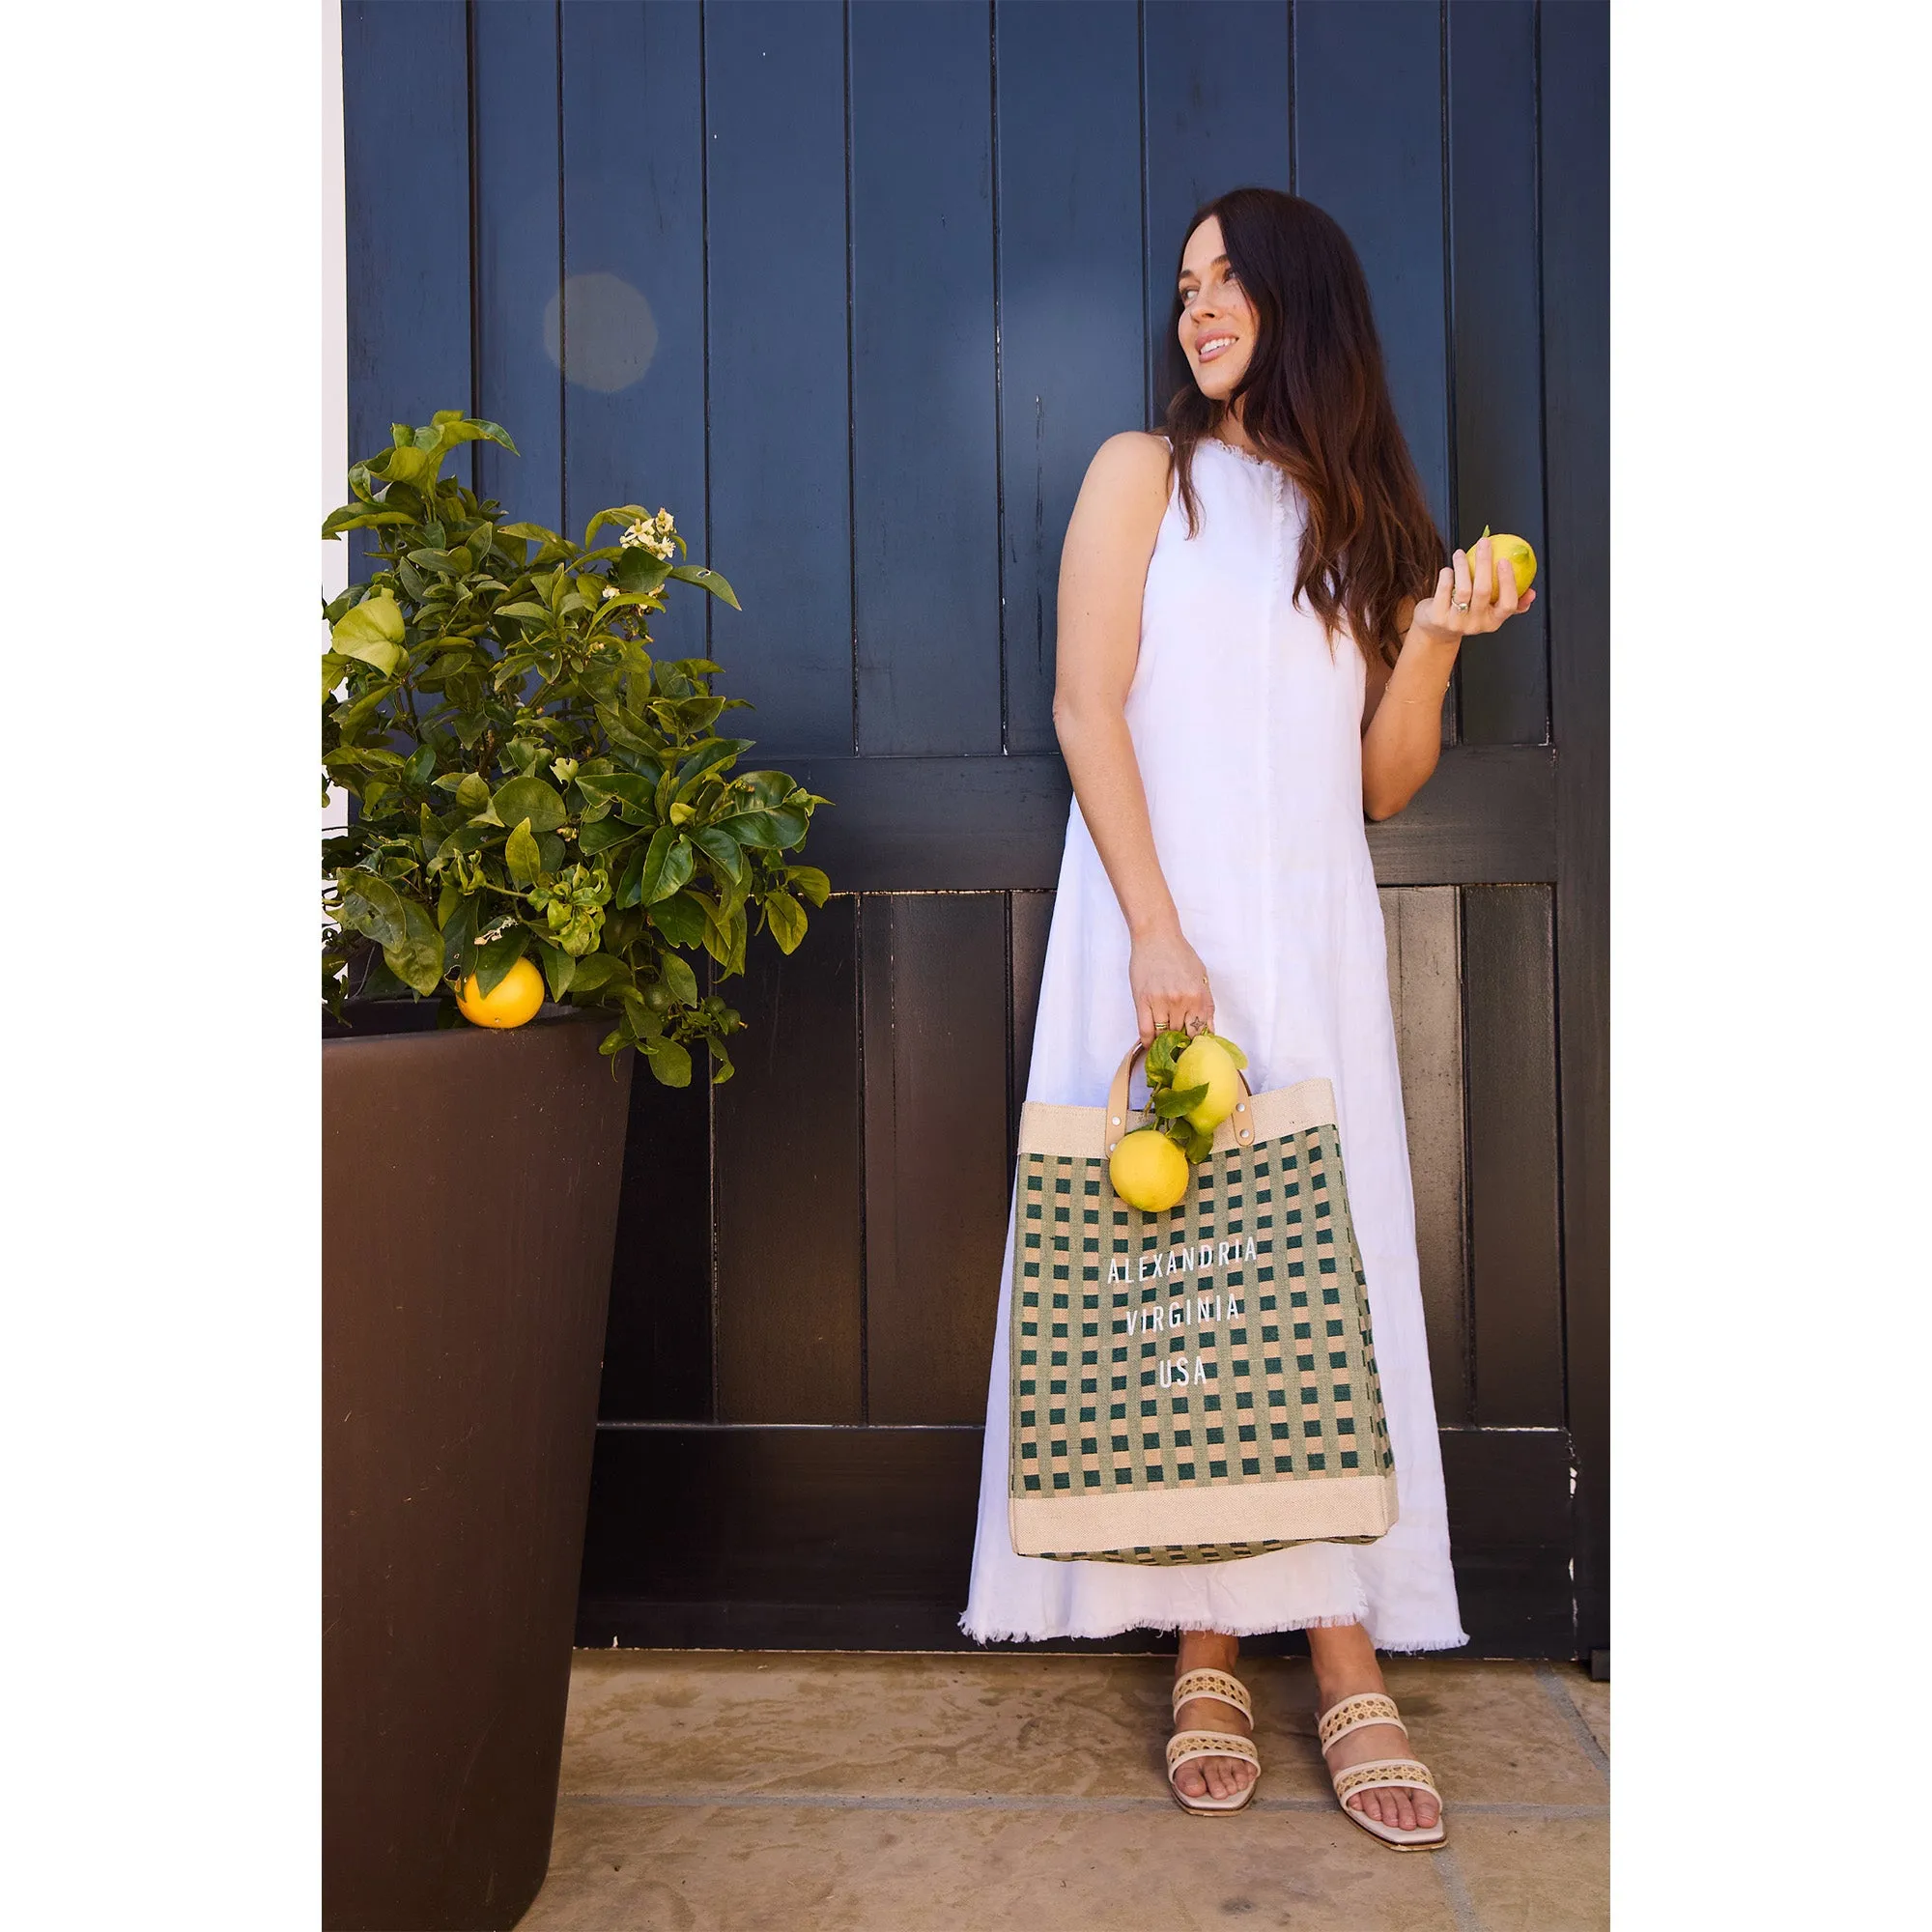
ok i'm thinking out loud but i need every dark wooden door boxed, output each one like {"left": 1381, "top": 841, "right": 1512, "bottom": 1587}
{"left": 342, "top": 0, "right": 1606, "bottom": 1660}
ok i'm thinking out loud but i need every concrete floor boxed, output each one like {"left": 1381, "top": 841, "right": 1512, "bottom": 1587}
{"left": 521, "top": 1651, "right": 1608, "bottom": 1931}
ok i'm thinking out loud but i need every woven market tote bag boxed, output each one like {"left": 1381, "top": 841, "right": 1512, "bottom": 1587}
{"left": 1009, "top": 1042, "right": 1399, "bottom": 1565}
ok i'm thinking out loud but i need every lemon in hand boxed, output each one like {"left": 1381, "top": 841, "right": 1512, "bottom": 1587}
{"left": 1109, "top": 1127, "right": 1190, "bottom": 1213}
{"left": 456, "top": 955, "right": 546, "bottom": 1029}
{"left": 1173, "top": 1034, "right": 1243, "bottom": 1132}
{"left": 1479, "top": 525, "right": 1537, "bottom": 597}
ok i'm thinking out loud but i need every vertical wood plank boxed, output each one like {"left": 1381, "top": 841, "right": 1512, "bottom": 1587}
{"left": 1293, "top": 0, "right": 1450, "bottom": 537}
{"left": 1008, "top": 888, "right": 1056, "bottom": 1157}
{"left": 704, "top": 1, "right": 853, "bottom": 756}
{"left": 865, "top": 895, "right": 1011, "bottom": 1425}
{"left": 1379, "top": 886, "right": 1471, "bottom": 1427}
{"left": 470, "top": 0, "right": 563, "bottom": 529}
{"left": 1542, "top": 0, "right": 1610, "bottom": 1655}
{"left": 341, "top": 0, "right": 471, "bottom": 488}
{"left": 599, "top": 1062, "right": 713, "bottom": 1421}
{"left": 994, "top": 1, "right": 1144, "bottom": 753}
{"left": 1141, "top": 1, "right": 1292, "bottom": 423}
{"left": 859, "top": 897, "right": 898, "bottom": 1425}
{"left": 850, "top": 1, "right": 1001, "bottom": 754}
{"left": 714, "top": 898, "right": 864, "bottom": 1423}
{"left": 1463, "top": 886, "right": 1563, "bottom": 1425}
{"left": 560, "top": 0, "right": 708, "bottom": 661}
{"left": 1448, "top": 0, "right": 1548, "bottom": 744}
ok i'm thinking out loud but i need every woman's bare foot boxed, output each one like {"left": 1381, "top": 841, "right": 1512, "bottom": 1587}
{"left": 1171, "top": 1630, "right": 1257, "bottom": 1804}
{"left": 1307, "top": 1623, "right": 1439, "bottom": 1833}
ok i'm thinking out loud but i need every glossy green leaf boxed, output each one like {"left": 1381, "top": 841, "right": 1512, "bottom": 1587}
{"left": 577, "top": 814, "right": 640, "bottom": 857}
{"left": 536, "top": 940, "right": 576, "bottom": 1002}
{"left": 643, "top": 1037, "right": 693, "bottom": 1088}
{"left": 613, "top": 549, "right": 673, "bottom": 597}
{"left": 335, "top": 869, "right": 409, "bottom": 951}
{"left": 762, "top": 889, "right": 808, "bottom": 955}
{"left": 715, "top": 806, "right": 808, "bottom": 850}
{"left": 491, "top": 775, "right": 566, "bottom": 836}
{"left": 471, "top": 922, "right": 528, "bottom": 998}
{"left": 690, "top": 824, "right": 746, "bottom": 884}
{"left": 647, "top": 891, "right": 707, "bottom": 950}
{"left": 661, "top": 953, "right": 699, "bottom": 1006}
{"left": 565, "top": 953, "right": 633, "bottom": 998}
{"left": 574, "top": 770, "right": 658, "bottom": 814}
{"left": 668, "top": 563, "right": 741, "bottom": 610}
{"left": 640, "top": 830, "right": 695, "bottom": 904}
{"left": 785, "top": 865, "right": 831, "bottom": 907}
{"left": 504, "top": 815, "right": 543, "bottom": 885}
{"left": 383, "top": 900, "right": 445, "bottom": 996}
{"left": 331, "top": 589, "right": 406, "bottom": 649}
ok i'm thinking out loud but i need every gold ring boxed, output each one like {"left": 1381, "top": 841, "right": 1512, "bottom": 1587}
{"left": 1453, "top": 598, "right": 1470, "bottom": 611}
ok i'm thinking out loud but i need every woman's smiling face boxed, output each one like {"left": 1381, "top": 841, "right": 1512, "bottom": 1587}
{"left": 1178, "top": 215, "right": 1257, "bottom": 403}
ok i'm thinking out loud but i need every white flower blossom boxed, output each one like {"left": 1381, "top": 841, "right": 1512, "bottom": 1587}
{"left": 620, "top": 513, "right": 676, "bottom": 561}
{"left": 602, "top": 584, "right": 618, "bottom": 600}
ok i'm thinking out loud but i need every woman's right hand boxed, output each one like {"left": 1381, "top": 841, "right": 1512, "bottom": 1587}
{"left": 1129, "top": 925, "right": 1214, "bottom": 1045}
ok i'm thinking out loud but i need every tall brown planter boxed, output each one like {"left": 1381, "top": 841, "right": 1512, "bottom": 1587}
{"left": 324, "top": 1011, "right": 634, "bottom": 1931}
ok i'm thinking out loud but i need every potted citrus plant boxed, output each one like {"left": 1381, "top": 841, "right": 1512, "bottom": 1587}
{"left": 321, "top": 412, "right": 828, "bottom": 1931}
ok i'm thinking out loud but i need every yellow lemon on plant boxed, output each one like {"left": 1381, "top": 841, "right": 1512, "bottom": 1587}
{"left": 1479, "top": 526, "right": 1537, "bottom": 598}
{"left": 456, "top": 955, "right": 545, "bottom": 1029}
{"left": 1109, "top": 1127, "right": 1190, "bottom": 1213}
{"left": 1173, "top": 1034, "right": 1243, "bottom": 1132}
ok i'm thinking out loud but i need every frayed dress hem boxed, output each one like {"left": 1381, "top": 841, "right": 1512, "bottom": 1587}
{"left": 958, "top": 1607, "right": 1470, "bottom": 1651}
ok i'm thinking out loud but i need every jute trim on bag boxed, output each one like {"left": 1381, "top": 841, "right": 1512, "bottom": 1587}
{"left": 1010, "top": 1468, "right": 1398, "bottom": 1555}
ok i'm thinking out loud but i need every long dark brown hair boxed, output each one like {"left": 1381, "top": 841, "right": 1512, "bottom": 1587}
{"left": 1164, "top": 187, "right": 1442, "bottom": 668}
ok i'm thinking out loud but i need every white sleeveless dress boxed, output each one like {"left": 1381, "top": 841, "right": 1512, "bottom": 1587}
{"left": 961, "top": 437, "right": 1467, "bottom": 1652}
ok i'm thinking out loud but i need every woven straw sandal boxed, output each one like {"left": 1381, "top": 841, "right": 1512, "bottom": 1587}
{"left": 1317, "top": 1692, "right": 1446, "bottom": 1851}
{"left": 1166, "top": 1668, "right": 1262, "bottom": 1815}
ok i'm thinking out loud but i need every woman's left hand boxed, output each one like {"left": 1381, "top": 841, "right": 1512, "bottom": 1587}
{"left": 1409, "top": 532, "right": 1536, "bottom": 646}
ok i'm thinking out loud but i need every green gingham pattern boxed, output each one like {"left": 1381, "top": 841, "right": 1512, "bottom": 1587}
{"left": 1010, "top": 1123, "right": 1394, "bottom": 1566}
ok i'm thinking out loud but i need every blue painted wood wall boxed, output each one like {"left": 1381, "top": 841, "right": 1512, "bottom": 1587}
{"left": 343, "top": 0, "right": 1607, "bottom": 1659}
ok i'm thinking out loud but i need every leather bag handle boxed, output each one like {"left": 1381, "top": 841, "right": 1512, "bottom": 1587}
{"left": 1103, "top": 1038, "right": 1256, "bottom": 1156}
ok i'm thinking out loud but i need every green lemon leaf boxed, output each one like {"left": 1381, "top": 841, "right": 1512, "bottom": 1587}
{"left": 574, "top": 770, "right": 659, "bottom": 815}
{"left": 1152, "top": 1082, "right": 1209, "bottom": 1119}
{"left": 578, "top": 814, "right": 642, "bottom": 857}
{"left": 383, "top": 900, "right": 445, "bottom": 997}
{"left": 1205, "top": 1032, "right": 1249, "bottom": 1070}
{"left": 492, "top": 775, "right": 567, "bottom": 837}
{"left": 642, "top": 832, "right": 696, "bottom": 904}
{"left": 471, "top": 923, "right": 528, "bottom": 998}
{"left": 614, "top": 837, "right": 653, "bottom": 910}
{"left": 566, "top": 954, "right": 633, "bottom": 999}
{"left": 643, "top": 1037, "right": 694, "bottom": 1088}
{"left": 335, "top": 869, "right": 409, "bottom": 951}
{"left": 784, "top": 865, "right": 831, "bottom": 907}
{"left": 331, "top": 589, "right": 406, "bottom": 649}
{"left": 668, "top": 562, "right": 741, "bottom": 611}
{"left": 690, "top": 824, "right": 746, "bottom": 884}
{"left": 763, "top": 889, "right": 808, "bottom": 955}
{"left": 613, "top": 549, "right": 673, "bottom": 598}
{"left": 536, "top": 941, "right": 576, "bottom": 1002}
{"left": 504, "top": 816, "right": 543, "bottom": 886}
{"left": 647, "top": 890, "right": 708, "bottom": 950}
{"left": 661, "top": 953, "right": 700, "bottom": 1006}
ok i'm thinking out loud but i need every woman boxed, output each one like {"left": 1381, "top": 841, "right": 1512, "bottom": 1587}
{"left": 960, "top": 188, "right": 1533, "bottom": 1848}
